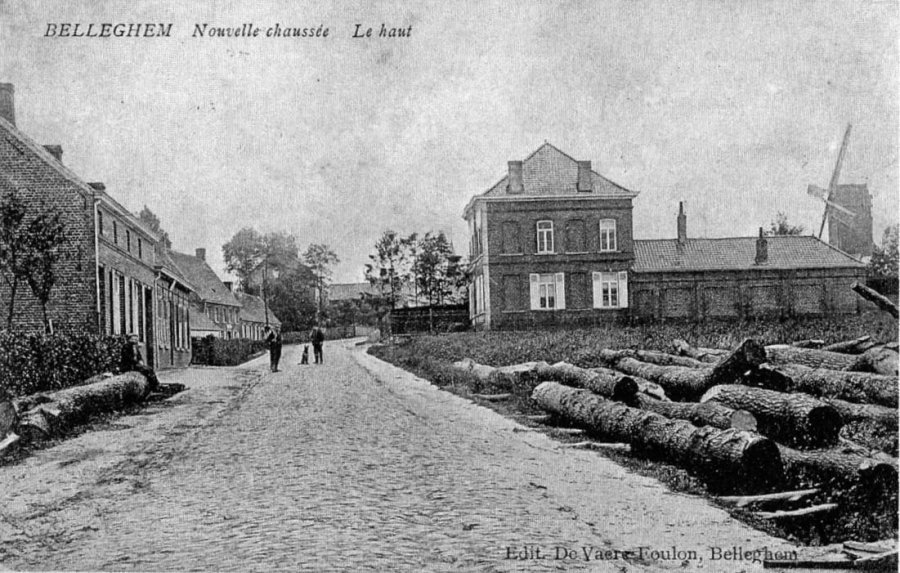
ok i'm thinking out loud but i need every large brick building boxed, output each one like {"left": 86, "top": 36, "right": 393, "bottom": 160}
{"left": 462, "top": 143, "right": 639, "bottom": 330}
{"left": 169, "top": 249, "right": 243, "bottom": 339}
{"left": 0, "top": 83, "right": 194, "bottom": 367}
{"left": 463, "top": 144, "right": 867, "bottom": 330}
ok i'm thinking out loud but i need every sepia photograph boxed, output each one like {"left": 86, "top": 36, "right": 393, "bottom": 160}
{"left": 0, "top": 1, "right": 897, "bottom": 571}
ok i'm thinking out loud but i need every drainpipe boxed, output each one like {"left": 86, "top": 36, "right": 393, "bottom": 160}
{"left": 93, "top": 195, "right": 102, "bottom": 332}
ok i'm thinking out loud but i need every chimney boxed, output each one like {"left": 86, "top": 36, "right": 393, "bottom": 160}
{"left": 0, "top": 83, "right": 14, "bottom": 126}
{"left": 677, "top": 202, "right": 687, "bottom": 245}
{"left": 195, "top": 248, "right": 206, "bottom": 261}
{"left": 755, "top": 227, "right": 768, "bottom": 265}
{"left": 43, "top": 145, "right": 63, "bottom": 162}
{"left": 88, "top": 182, "right": 106, "bottom": 191}
{"left": 507, "top": 160, "right": 524, "bottom": 194}
{"left": 576, "top": 160, "right": 593, "bottom": 192}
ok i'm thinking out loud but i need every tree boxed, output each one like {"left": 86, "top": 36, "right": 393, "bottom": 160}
{"left": 267, "top": 264, "right": 318, "bottom": 332}
{"left": 0, "top": 188, "right": 31, "bottom": 328}
{"left": 412, "top": 232, "right": 466, "bottom": 307}
{"left": 303, "top": 243, "right": 339, "bottom": 316}
{"left": 23, "top": 205, "right": 66, "bottom": 331}
{"left": 222, "top": 229, "right": 300, "bottom": 295}
{"left": 138, "top": 206, "right": 171, "bottom": 249}
{"left": 869, "top": 224, "right": 899, "bottom": 278}
{"left": 365, "top": 230, "right": 410, "bottom": 309}
{"left": 766, "top": 212, "right": 805, "bottom": 236}
{"left": 223, "top": 228, "right": 265, "bottom": 293}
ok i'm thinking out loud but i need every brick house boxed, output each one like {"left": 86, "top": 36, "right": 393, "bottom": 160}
{"left": 0, "top": 83, "right": 193, "bottom": 368}
{"left": 630, "top": 204, "right": 867, "bottom": 321}
{"left": 234, "top": 291, "right": 281, "bottom": 340}
{"left": 462, "top": 143, "right": 639, "bottom": 330}
{"left": 463, "top": 144, "right": 867, "bottom": 330}
{"left": 170, "top": 249, "right": 242, "bottom": 339}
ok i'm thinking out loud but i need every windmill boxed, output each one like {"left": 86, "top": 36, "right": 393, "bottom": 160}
{"left": 807, "top": 124, "right": 856, "bottom": 239}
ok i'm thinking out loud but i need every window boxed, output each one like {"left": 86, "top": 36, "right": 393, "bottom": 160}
{"left": 592, "top": 271, "right": 628, "bottom": 308}
{"left": 599, "top": 219, "right": 617, "bottom": 252}
{"left": 98, "top": 211, "right": 104, "bottom": 235}
{"left": 529, "top": 273, "right": 566, "bottom": 310}
{"left": 113, "top": 221, "right": 118, "bottom": 244}
{"left": 126, "top": 230, "right": 131, "bottom": 252}
{"left": 138, "top": 238, "right": 143, "bottom": 259}
{"left": 536, "top": 221, "right": 554, "bottom": 254}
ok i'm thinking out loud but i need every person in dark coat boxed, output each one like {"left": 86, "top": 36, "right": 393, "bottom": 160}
{"left": 310, "top": 325, "right": 325, "bottom": 364}
{"left": 265, "top": 326, "right": 283, "bottom": 372}
{"left": 120, "top": 334, "right": 160, "bottom": 391}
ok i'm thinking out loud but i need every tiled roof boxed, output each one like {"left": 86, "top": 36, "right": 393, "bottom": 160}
{"left": 155, "top": 248, "right": 195, "bottom": 292}
{"left": 234, "top": 292, "right": 281, "bottom": 326}
{"left": 480, "top": 143, "right": 637, "bottom": 198}
{"left": 188, "top": 301, "right": 221, "bottom": 333}
{"left": 633, "top": 235, "right": 866, "bottom": 273}
{"left": 169, "top": 251, "right": 241, "bottom": 307}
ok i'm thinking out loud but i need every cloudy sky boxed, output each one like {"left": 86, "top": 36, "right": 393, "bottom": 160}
{"left": 1, "top": 0, "right": 897, "bottom": 282}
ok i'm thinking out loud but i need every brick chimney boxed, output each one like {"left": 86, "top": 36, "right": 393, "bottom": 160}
{"left": 43, "top": 145, "right": 63, "bottom": 163}
{"left": 195, "top": 248, "right": 206, "bottom": 261}
{"left": 576, "top": 160, "right": 593, "bottom": 192}
{"left": 88, "top": 182, "right": 105, "bottom": 191}
{"left": 0, "top": 83, "right": 14, "bottom": 126}
{"left": 507, "top": 161, "right": 524, "bottom": 194}
{"left": 677, "top": 202, "right": 687, "bottom": 245}
{"left": 755, "top": 227, "right": 768, "bottom": 265}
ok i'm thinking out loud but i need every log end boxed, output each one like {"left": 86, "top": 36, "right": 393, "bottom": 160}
{"left": 741, "top": 436, "right": 785, "bottom": 491}
{"left": 804, "top": 405, "right": 843, "bottom": 448}
{"left": 612, "top": 376, "right": 639, "bottom": 403}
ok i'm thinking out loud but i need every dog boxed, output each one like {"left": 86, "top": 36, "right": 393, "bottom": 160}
{"left": 300, "top": 345, "right": 309, "bottom": 365}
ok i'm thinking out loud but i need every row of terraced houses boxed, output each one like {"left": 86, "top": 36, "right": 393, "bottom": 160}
{"left": 0, "top": 83, "right": 280, "bottom": 369}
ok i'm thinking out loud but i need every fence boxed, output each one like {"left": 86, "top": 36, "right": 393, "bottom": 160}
{"left": 389, "top": 305, "right": 470, "bottom": 335}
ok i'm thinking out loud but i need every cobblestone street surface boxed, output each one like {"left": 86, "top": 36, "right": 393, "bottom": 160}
{"left": 1, "top": 340, "right": 799, "bottom": 572}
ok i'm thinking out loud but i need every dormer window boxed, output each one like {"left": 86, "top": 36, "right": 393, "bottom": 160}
{"left": 599, "top": 219, "right": 617, "bottom": 252}
{"left": 536, "top": 220, "right": 554, "bottom": 254}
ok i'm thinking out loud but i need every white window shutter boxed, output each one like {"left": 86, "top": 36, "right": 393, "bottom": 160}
{"left": 618, "top": 271, "right": 629, "bottom": 308}
{"left": 555, "top": 272, "right": 566, "bottom": 309}
{"left": 592, "top": 272, "right": 601, "bottom": 308}
{"left": 529, "top": 274, "right": 540, "bottom": 310}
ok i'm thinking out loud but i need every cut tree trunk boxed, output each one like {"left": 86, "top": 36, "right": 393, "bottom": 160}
{"left": 634, "top": 394, "right": 757, "bottom": 431}
{"left": 701, "top": 385, "right": 842, "bottom": 448}
{"left": 532, "top": 381, "right": 783, "bottom": 491}
{"left": 858, "top": 345, "right": 899, "bottom": 376}
{"left": 764, "top": 345, "right": 867, "bottom": 372}
{"left": 590, "top": 367, "right": 669, "bottom": 401}
{"left": 671, "top": 339, "right": 727, "bottom": 363}
{"left": 598, "top": 339, "right": 768, "bottom": 401}
{"left": 533, "top": 362, "right": 638, "bottom": 402}
{"left": 775, "top": 363, "right": 898, "bottom": 408}
{"left": 852, "top": 281, "right": 899, "bottom": 319}
{"left": 601, "top": 349, "right": 709, "bottom": 369}
{"left": 791, "top": 339, "right": 826, "bottom": 349}
{"left": 778, "top": 444, "right": 898, "bottom": 488}
{"left": 823, "top": 397, "right": 898, "bottom": 431}
{"left": 14, "top": 372, "right": 151, "bottom": 441}
{"left": 822, "top": 335, "right": 875, "bottom": 354}
{"left": 0, "top": 400, "right": 16, "bottom": 436}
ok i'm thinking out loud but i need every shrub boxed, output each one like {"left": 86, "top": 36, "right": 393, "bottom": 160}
{"left": 0, "top": 331, "right": 127, "bottom": 398}
{"left": 191, "top": 336, "right": 268, "bottom": 366}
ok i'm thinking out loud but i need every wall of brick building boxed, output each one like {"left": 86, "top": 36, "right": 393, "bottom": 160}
{"left": 629, "top": 267, "right": 866, "bottom": 321}
{"left": 0, "top": 140, "right": 98, "bottom": 332}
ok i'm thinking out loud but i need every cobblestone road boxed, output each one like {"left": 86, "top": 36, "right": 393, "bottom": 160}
{"left": 1, "top": 341, "right": 798, "bottom": 572}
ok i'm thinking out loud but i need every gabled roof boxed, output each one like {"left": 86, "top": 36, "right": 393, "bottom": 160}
{"left": 155, "top": 248, "right": 195, "bottom": 292}
{"left": 234, "top": 292, "right": 281, "bottom": 326}
{"left": 633, "top": 235, "right": 866, "bottom": 273}
{"left": 188, "top": 301, "right": 222, "bottom": 333}
{"left": 169, "top": 251, "right": 241, "bottom": 307}
{"left": 464, "top": 143, "right": 638, "bottom": 217}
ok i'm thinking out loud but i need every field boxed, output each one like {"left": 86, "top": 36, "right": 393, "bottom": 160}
{"left": 369, "top": 313, "right": 899, "bottom": 547}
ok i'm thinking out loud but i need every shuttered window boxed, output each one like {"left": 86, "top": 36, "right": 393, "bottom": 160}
{"left": 592, "top": 271, "right": 628, "bottom": 308}
{"left": 529, "top": 273, "right": 565, "bottom": 310}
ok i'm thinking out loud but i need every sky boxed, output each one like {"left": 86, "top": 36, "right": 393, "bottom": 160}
{"left": 1, "top": 0, "right": 897, "bottom": 283}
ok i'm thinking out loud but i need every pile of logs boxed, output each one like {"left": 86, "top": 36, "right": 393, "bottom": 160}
{"left": 0, "top": 372, "right": 178, "bottom": 458}
{"left": 451, "top": 333, "right": 899, "bottom": 494}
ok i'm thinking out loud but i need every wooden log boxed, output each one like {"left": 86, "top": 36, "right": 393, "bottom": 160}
{"left": 560, "top": 441, "right": 630, "bottom": 451}
{"left": 858, "top": 345, "right": 899, "bottom": 376}
{"left": 853, "top": 549, "right": 898, "bottom": 571}
{"left": 756, "top": 503, "right": 838, "bottom": 519}
{"left": 532, "top": 382, "right": 784, "bottom": 490}
{"left": 471, "top": 393, "right": 512, "bottom": 401}
{"left": 822, "top": 335, "right": 875, "bottom": 354}
{"left": 598, "top": 339, "right": 767, "bottom": 401}
{"left": 533, "top": 362, "right": 638, "bottom": 402}
{"left": 716, "top": 488, "right": 819, "bottom": 508}
{"left": 0, "top": 400, "right": 16, "bottom": 436}
{"left": 852, "top": 281, "right": 899, "bottom": 319}
{"left": 824, "top": 398, "right": 898, "bottom": 431}
{"left": 701, "top": 385, "right": 842, "bottom": 448}
{"left": 775, "top": 363, "right": 898, "bottom": 408}
{"left": 0, "top": 432, "right": 20, "bottom": 457}
{"left": 602, "top": 349, "right": 709, "bottom": 369}
{"left": 590, "top": 367, "right": 669, "bottom": 401}
{"left": 843, "top": 541, "right": 898, "bottom": 555}
{"left": 792, "top": 339, "right": 826, "bottom": 349}
{"left": 778, "top": 444, "right": 898, "bottom": 487}
{"left": 765, "top": 344, "right": 867, "bottom": 372}
{"left": 671, "top": 339, "right": 726, "bottom": 363}
{"left": 634, "top": 394, "right": 757, "bottom": 431}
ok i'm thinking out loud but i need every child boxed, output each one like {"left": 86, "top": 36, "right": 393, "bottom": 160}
{"left": 300, "top": 345, "right": 309, "bottom": 365}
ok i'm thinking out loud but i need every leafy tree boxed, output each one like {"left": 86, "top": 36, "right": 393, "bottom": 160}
{"left": 0, "top": 188, "right": 31, "bottom": 328}
{"left": 412, "top": 232, "right": 466, "bottom": 306}
{"left": 303, "top": 243, "right": 339, "bottom": 316}
{"left": 267, "top": 264, "right": 319, "bottom": 332}
{"left": 223, "top": 228, "right": 300, "bottom": 294}
{"left": 869, "top": 224, "right": 899, "bottom": 278}
{"left": 766, "top": 212, "right": 805, "bottom": 236}
{"left": 138, "top": 206, "right": 171, "bottom": 249}
{"left": 23, "top": 206, "right": 66, "bottom": 331}
{"left": 365, "top": 230, "right": 410, "bottom": 309}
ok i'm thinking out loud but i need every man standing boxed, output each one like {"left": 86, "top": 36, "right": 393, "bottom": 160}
{"left": 310, "top": 325, "right": 325, "bottom": 364}
{"left": 265, "top": 326, "right": 283, "bottom": 372}
{"left": 120, "top": 333, "right": 160, "bottom": 392}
